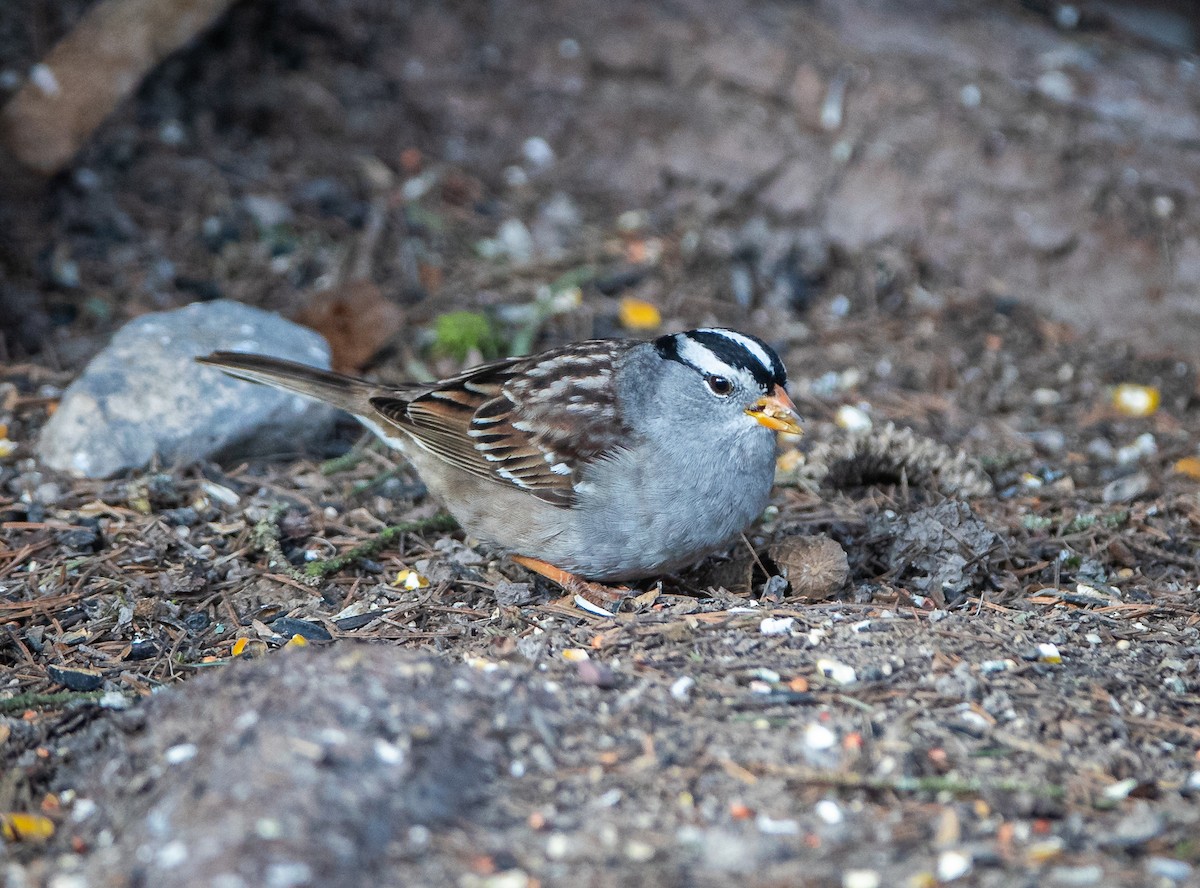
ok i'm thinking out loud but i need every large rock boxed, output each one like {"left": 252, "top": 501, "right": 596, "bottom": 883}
{"left": 40, "top": 649, "right": 498, "bottom": 888}
{"left": 37, "top": 300, "right": 338, "bottom": 477}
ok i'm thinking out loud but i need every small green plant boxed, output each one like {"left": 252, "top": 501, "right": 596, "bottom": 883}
{"left": 433, "top": 311, "right": 504, "bottom": 361}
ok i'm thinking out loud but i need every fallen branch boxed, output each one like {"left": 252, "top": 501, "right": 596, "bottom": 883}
{"left": 0, "top": 690, "right": 104, "bottom": 714}
{"left": 1, "top": 0, "right": 237, "bottom": 176}
{"left": 252, "top": 506, "right": 458, "bottom": 584}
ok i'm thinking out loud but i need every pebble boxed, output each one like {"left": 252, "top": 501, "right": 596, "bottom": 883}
{"left": 760, "top": 616, "right": 795, "bottom": 636}
{"left": 842, "top": 871, "right": 880, "bottom": 888}
{"left": 242, "top": 194, "right": 293, "bottom": 229}
{"left": 670, "top": 676, "right": 695, "bottom": 701}
{"left": 816, "top": 658, "right": 857, "bottom": 685}
{"left": 522, "top": 136, "right": 556, "bottom": 169}
{"left": 1146, "top": 857, "right": 1193, "bottom": 882}
{"left": 30, "top": 62, "right": 61, "bottom": 96}
{"left": 936, "top": 850, "right": 972, "bottom": 881}
{"left": 1108, "top": 802, "right": 1164, "bottom": 847}
{"left": 545, "top": 833, "right": 571, "bottom": 860}
{"left": 815, "top": 799, "right": 843, "bottom": 825}
{"left": 1047, "top": 864, "right": 1103, "bottom": 885}
{"left": 1116, "top": 433, "right": 1156, "bottom": 465}
{"left": 1102, "top": 777, "right": 1138, "bottom": 802}
{"left": 1102, "top": 472, "right": 1151, "bottom": 503}
{"left": 164, "top": 743, "right": 198, "bottom": 764}
{"left": 755, "top": 813, "right": 800, "bottom": 835}
{"left": 158, "top": 120, "right": 186, "bottom": 146}
{"left": 496, "top": 218, "right": 535, "bottom": 264}
{"left": 835, "top": 404, "right": 872, "bottom": 431}
{"left": 980, "top": 659, "right": 1016, "bottom": 674}
{"left": 37, "top": 301, "right": 337, "bottom": 478}
{"left": 625, "top": 839, "right": 655, "bottom": 861}
{"left": 1036, "top": 70, "right": 1074, "bottom": 102}
{"left": 805, "top": 722, "right": 837, "bottom": 750}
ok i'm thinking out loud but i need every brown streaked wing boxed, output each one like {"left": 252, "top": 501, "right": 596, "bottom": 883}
{"left": 367, "top": 341, "right": 635, "bottom": 506}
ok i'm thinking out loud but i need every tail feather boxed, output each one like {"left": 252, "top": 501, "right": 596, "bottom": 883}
{"left": 197, "top": 352, "right": 378, "bottom": 415}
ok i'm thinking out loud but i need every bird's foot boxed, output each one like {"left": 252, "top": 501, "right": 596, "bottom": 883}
{"left": 511, "top": 555, "right": 630, "bottom": 608}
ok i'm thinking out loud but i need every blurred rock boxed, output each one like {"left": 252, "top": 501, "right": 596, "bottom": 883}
{"left": 531, "top": 192, "right": 582, "bottom": 261}
{"left": 37, "top": 300, "right": 337, "bottom": 477}
{"left": 46, "top": 648, "right": 496, "bottom": 887}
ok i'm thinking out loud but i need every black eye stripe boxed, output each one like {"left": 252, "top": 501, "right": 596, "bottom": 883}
{"left": 655, "top": 329, "right": 786, "bottom": 391}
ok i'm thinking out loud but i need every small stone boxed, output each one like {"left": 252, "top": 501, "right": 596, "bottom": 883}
{"left": 815, "top": 799, "right": 843, "bottom": 825}
{"left": 1107, "top": 802, "right": 1163, "bottom": 847}
{"left": 1145, "top": 858, "right": 1192, "bottom": 883}
{"left": 835, "top": 404, "right": 872, "bottom": 431}
{"left": 1116, "top": 433, "right": 1157, "bottom": 465}
{"left": 936, "top": 850, "right": 972, "bottom": 882}
{"left": 496, "top": 219, "right": 535, "bottom": 265}
{"left": 755, "top": 813, "right": 800, "bottom": 836}
{"left": 816, "top": 658, "right": 857, "bottom": 685}
{"left": 1031, "top": 387, "right": 1062, "bottom": 406}
{"left": 670, "top": 676, "right": 695, "bottom": 701}
{"left": 30, "top": 63, "right": 60, "bottom": 96}
{"left": 1047, "top": 865, "right": 1103, "bottom": 885}
{"left": 1036, "top": 70, "right": 1074, "bottom": 102}
{"left": 1102, "top": 472, "right": 1151, "bottom": 503}
{"left": 242, "top": 194, "right": 293, "bottom": 229}
{"left": 624, "top": 839, "right": 655, "bottom": 861}
{"left": 842, "top": 871, "right": 880, "bottom": 888}
{"left": 522, "top": 137, "right": 555, "bottom": 169}
{"left": 805, "top": 722, "right": 836, "bottom": 750}
{"left": 979, "top": 657, "right": 1017, "bottom": 672}
{"left": 545, "top": 833, "right": 570, "bottom": 860}
{"left": 158, "top": 120, "right": 186, "bottom": 146}
{"left": 576, "top": 659, "right": 617, "bottom": 688}
{"left": 164, "top": 743, "right": 198, "bottom": 764}
{"left": 759, "top": 617, "right": 794, "bottom": 636}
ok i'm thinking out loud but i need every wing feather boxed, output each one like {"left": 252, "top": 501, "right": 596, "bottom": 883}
{"left": 366, "top": 341, "right": 634, "bottom": 506}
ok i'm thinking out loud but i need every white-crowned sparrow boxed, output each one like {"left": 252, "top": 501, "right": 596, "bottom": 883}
{"left": 198, "top": 328, "right": 801, "bottom": 583}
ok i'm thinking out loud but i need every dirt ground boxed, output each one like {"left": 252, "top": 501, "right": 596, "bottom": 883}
{"left": 1, "top": 1, "right": 1199, "bottom": 886}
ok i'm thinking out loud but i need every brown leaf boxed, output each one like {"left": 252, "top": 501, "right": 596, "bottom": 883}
{"left": 296, "top": 279, "right": 403, "bottom": 374}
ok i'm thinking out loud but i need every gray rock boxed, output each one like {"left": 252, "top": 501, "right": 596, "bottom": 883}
{"left": 44, "top": 649, "right": 497, "bottom": 888}
{"left": 37, "top": 300, "right": 338, "bottom": 477}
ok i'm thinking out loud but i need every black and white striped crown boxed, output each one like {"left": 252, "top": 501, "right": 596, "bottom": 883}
{"left": 654, "top": 328, "right": 787, "bottom": 391}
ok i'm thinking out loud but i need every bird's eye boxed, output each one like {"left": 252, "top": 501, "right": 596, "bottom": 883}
{"left": 705, "top": 375, "right": 733, "bottom": 396}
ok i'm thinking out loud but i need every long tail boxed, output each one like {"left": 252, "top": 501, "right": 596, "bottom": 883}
{"left": 197, "top": 352, "right": 378, "bottom": 415}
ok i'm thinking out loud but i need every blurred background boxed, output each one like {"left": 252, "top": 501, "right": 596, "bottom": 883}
{"left": 2, "top": 0, "right": 1199, "bottom": 376}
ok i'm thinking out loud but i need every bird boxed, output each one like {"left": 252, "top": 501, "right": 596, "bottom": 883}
{"left": 197, "top": 328, "right": 801, "bottom": 586}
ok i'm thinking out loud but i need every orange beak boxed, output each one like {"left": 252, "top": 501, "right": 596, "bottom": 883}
{"left": 746, "top": 384, "right": 803, "bottom": 435}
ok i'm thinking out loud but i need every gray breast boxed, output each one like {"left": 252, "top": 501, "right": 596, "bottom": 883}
{"left": 550, "top": 423, "right": 778, "bottom": 580}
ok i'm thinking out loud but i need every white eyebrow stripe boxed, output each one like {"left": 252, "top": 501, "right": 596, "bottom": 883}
{"left": 695, "top": 328, "right": 775, "bottom": 376}
{"left": 675, "top": 335, "right": 738, "bottom": 377}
